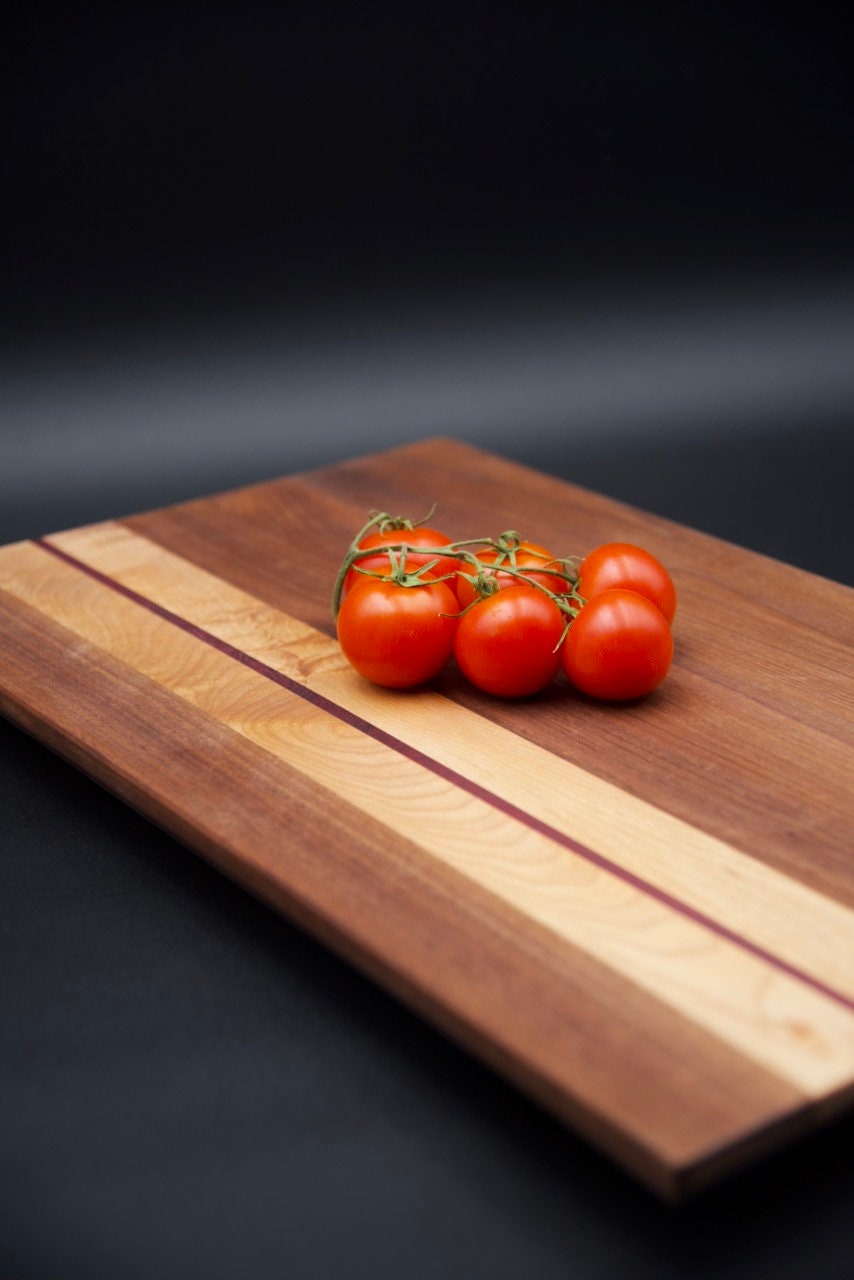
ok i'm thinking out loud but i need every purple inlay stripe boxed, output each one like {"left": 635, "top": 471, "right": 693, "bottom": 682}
{"left": 34, "top": 535, "right": 854, "bottom": 1016}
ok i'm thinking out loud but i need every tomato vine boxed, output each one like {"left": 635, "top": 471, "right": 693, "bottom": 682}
{"left": 332, "top": 509, "right": 676, "bottom": 700}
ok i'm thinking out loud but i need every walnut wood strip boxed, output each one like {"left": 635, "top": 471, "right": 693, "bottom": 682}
{"left": 0, "top": 588, "right": 818, "bottom": 1199}
{"left": 2, "top": 537, "right": 854, "bottom": 1102}
{"left": 41, "top": 522, "right": 854, "bottom": 1011}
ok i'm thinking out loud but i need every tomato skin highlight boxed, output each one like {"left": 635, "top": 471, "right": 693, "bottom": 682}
{"left": 578, "top": 542, "right": 676, "bottom": 624}
{"left": 455, "top": 541, "right": 567, "bottom": 608}
{"left": 562, "top": 588, "right": 673, "bottom": 700}
{"left": 336, "top": 576, "right": 458, "bottom": 689}
{"left": 343, "top": 528, "right": 458, "bottom": 597}
{"left": 453, "top": 585, "right": 565, "bottom": 698}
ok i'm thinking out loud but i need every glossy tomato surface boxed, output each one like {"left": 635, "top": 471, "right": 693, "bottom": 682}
{"left": 562, "top": 588, "right": 673, "bottom": 700}
{"left": 453, "top": 584, "right": 565, "bottom": 697}
{"left": 337, "top": 576, "right": 458, "bottom": 688}
{"left": 578, "top": 542, "right": 676, "bottom": 623}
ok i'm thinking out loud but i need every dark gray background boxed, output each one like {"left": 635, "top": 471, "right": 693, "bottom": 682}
{"left": 2, "top": 4, "right": 854, "bottom": 1277}
{"left": 3, "top": 2, "right": 854, "bottom": 582}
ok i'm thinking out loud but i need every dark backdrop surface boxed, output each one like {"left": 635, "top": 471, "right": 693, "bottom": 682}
{"left": 3, "top": 2, "right": 854, "bottom": 580}
{"left": 2, "top": 5, "right": 853, "bottom": 1278}
{"left": 5, "top": 1, "right": 854, "bottom": 328}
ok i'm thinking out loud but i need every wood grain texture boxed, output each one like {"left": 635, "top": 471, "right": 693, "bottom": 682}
{"left": 1, "top": 436, "right": 852, "bottom": 1198}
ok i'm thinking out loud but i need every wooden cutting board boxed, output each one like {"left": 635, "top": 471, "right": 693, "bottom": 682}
{"left": 1, "top": 436, "right": 852, "bottom": 1199}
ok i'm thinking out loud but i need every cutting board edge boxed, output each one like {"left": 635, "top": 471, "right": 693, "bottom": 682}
{"left": 6, "top": 683, "right": 851, "bottom": 1203}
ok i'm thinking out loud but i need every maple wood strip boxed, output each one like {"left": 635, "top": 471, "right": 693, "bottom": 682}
{"left": 41, "top": 521, "right": 854, "bottom": 1009}
{"left": 123, "top": 441, "right": 854, "bottom": 908}
{"left": 4, "top": 539, "right": 854, "bottom": 1098}
{"left": 0, "top": 588, "right": 819, "bottom": 1199}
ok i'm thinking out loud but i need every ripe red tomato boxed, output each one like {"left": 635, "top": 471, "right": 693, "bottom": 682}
{"left": 562, "top": 588, "right": 673, "bottom": 700}
{"left": 578, "top": 542, "right": 676, "bottom": 623}
{"left": 455, "top": 540, "right": 568, "bottom": 608}
{"left": 453, "top": 584, "right": 566, "bottom": 697}
{"left": 336, "top": 575, "right": 458, "bottom": 688}
{"left": 343, "top": 527, "right": 458, "bottom": 596}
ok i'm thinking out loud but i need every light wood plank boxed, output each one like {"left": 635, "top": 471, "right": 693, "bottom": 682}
{"left": 45, "top": 521, "right": 854, "bottom": 1008}
{"left": 1, "top": 584, "right": 817, "bottom": 1200}
{"left": 2, "top": 535, "right": 853, "bottom": 1101}
{"left": 0, "top": 581, "right": 819, "bottom": 1198}
{"left": 124, "top": 438, "right": 854, "bottom": 910}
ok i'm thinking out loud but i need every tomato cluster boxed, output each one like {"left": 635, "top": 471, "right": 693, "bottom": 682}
{"left": 333, "top": 512, "right": 676, "bottom": 701}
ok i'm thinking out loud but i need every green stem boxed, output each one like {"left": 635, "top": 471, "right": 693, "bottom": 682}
{"left": 330, "top": 511, "right": 393, "bottom": 619}
{"left": 331, "top": 514, "right": 586, "bottom": 624}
